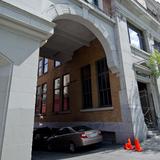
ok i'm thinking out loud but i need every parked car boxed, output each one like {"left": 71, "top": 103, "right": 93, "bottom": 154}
{"left": 47, "top": 126, "right": 103, "bottom": 152}
{"left": 32, "top": 127, "right": 58, "bottom": 149}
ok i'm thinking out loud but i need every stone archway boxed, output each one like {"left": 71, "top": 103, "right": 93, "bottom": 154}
{"left": 43, "top": 1, "right": 119, "bottom": 73}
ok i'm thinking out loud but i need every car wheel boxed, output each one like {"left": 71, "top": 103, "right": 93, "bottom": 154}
{"left": 47, "top": 142, "right": 54, "bottom": 151}
{"left": 68, "top": 142, "right": 76, "bottom": 153}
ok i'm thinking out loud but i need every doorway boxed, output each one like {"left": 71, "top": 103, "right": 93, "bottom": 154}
{"left": 137, "top": 81, "right": 157, "bottom": 128}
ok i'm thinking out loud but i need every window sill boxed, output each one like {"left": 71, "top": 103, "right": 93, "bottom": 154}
{"left": 35, "top": 113, "right": 46, "bottom": 117}
{"left": 38, "top": 71, "right": 48, "bottom": 78}
{"left": 130, "top": 45, "right": 150, "bottom": 59}
{"left": 55, "top": 111, "right": 71, "bottom": 114}
{"left": 80, "top": 107, "right": 114, "bottom": 112}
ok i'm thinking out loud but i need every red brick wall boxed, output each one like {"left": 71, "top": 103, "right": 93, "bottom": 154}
{"left": 35, "top": 39, "right": 122, "bottom": 123}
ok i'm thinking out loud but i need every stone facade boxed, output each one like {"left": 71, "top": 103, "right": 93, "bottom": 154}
{"left": 0, "top": 0, "right": 160, "bottom": 160}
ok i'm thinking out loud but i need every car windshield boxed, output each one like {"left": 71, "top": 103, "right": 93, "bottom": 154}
{"left": 72, "top": 126, "right": 92, "bottom": 132}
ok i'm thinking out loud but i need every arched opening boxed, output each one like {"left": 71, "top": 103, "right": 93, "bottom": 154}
{"left": 32, "top": 17, "right": 121, "bottom": 158}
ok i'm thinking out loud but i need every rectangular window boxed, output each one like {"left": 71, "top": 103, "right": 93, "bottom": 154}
{"left": 54, "top": 60, "right": 61, "bottom": 68}
{"left": 86, "top": 0, "right": 98, "bottom": 6}
{"left": 154, "top": 41, "right": 160, "bottom": 52}
{"left": 42, "top": 83, "right": 47, "bottom": 114}
{"left": 43, "top": 58, "right": 48, "bottom": 73}
{"left": 35, "top": 83, "right": 47, "bottom": 115}
{"left": 81, "top": 65, "right": 92, "bottom": 109}
{"left": 38, "top": 59, "right": 43, "bottom": 77}
{"left": 38, "top": 57, "right": 48, "bottom": 76}
{"left": 35, "top": 86, "right": 42, "bottom": 114}
{"left": 53, "top": 78, "right": 61, "bottom": 112}
{"left": 128, "top": 23, "right": 145, "bottom": 51}
{"left": 96, "top": 58, "right": 112, "bottom": 107}
{"left": 62, "top": 74, "right": 70, "bottom": 111}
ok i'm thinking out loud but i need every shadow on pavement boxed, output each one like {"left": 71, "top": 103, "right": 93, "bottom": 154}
{"left": 32, "top": 143, "right": 121, "bottom": 160}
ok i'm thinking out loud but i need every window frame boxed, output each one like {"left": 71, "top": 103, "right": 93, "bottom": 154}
{"left": 154, "top": 40, "right": 160, "bottom": 52}
{"left": 54, "top": 60, "right": 61, "bottom": 68}
{"left": 38, "top": 58, "right": 43, "bottom": 77}
{"left": 96, "top": 58, "right": 112, "bottom": 107}
{"left": 53, "top": 77, "right": 61, "bottom": 113}
{"left": 127, "top": 22, "right": 146, "bottom": 51}
{"left": 41, "top": 83, "right": 47, "bottom": 114}
{"left": 38, "top": 57, "right": 48, "bottom": 77}
{"left": 43, "top": 58, "right": 48, "bottom": 74}
{"left": 62, "top": 74, "right": 70, "bottom": 112}
{"left": 81, "top": 64, "right": 93, "bottom": 109}
{"left": 35, "top": 83, "right": 47, "bottom": 115}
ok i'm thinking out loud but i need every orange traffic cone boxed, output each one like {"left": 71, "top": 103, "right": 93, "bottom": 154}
{"left": 134, "top": 138, "right": 143, "bottom": 152}
{"left": 124, "top": 138, "right": 134, "bottom": 150}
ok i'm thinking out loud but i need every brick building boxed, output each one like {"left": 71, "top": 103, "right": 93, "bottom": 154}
{"left": 0, "top": 0, "right": 160, "bottom": 159}
{"left": 34, "top": 0, "right": 160, "bottom": 144}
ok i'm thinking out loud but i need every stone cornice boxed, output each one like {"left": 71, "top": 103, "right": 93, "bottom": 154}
{"left": 114, "top": 0, "right": 160, "bottom": 41}
{"left": 70, "top": 0, "right": 115, "bottom": 25}
{"left": 0, "top": 1, "right": 55, "bottom": 42}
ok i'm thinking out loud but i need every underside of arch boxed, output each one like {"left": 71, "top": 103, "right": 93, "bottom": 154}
{"left": 42, "top": 2, "right": 119, "bottom": 73}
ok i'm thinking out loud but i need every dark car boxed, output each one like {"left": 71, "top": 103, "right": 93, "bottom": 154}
{"left": 32, "top": 127, "right": 58, "bottom": 149}
{"left": 47, "top": 126, "right": 103, "bottom": 152}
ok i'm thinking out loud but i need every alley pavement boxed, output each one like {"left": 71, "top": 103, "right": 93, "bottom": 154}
{"left": 32, "top": 136, "right": 160, "bottom": 160}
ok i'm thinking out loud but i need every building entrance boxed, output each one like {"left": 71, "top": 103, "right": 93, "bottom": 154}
{"left": 137, "top": 82, "right": 157, "bottom": 128}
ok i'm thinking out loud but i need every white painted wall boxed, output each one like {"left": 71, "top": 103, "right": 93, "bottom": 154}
{"left": 0, "top": 59, "right": 13, "bottom": 158}
{"left": 1, "top": 49, "right": 39, "bottom": 160}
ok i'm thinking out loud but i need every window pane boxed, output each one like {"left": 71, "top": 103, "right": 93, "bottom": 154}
{"left": 43, "top": 58, "right": 48, "bottom": 73}
{"left": 54, "top": 89, "right": 60, "bottom": 112}
{"left": 63, "top": 86, "right": 69, "bottom": 111}
{"left": 44, "top": 64, "right": 48, "bottom": 73}
{"left": 129, "top": 28, "right": 141, "bottom": 49}
{"left": 97, "top": 58, "right": 112, "bottom": 107}
{"left": 35, "top": 86, "right": 42, "bottom": 114}
{"left": 54, "top": 78, "right": 60, "bottom": 89}
{"left": 38, "top": 68, "right": 43, "bottom": 76}
{"left": 81, "top": 65, "right": 92, "bottom": 109}
{"left": 44, "top": 58, "right": 48, "bottom": 65}
{"left": 39, "top": 59, "right": 43, "bottom": 67}
{"left": 63, "top": 74, "right": 70, "bottom": 86}
{"left": 42, "top": 94, "right": 47, "bottom": 114}
{"left": 128, "top": 23, "right": 145, "bottom": 51}
{"left": 154, "top": 41, "right": 160, "bottom": 52}
{"left": 86, "top": 0, "right": 98, "bottom": 6}
{"left": 54, "top": 60, "right": 61, "bottom": 67}
{"left": 37, "top": 86, "right": 41, "bottom": 95}
{"left": 42, "top": 83, "right": 47, "bottom": 93}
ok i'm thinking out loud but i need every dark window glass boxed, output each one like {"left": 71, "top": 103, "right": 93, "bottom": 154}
{"left": 62, "top": 74, "right": 70, "bottom": 111}
{"left": 73, "top": 126, "right": 92, "bottom": 132}
{"left": 96, "top": 58, "right": 112, "bottom": 107}
{"left": 35, "top": 83, "right": 47, "bottom": 114}
{"left": 53, "top": 78, "right": 61, "bottom": 112}
{"left": 86, "top": 0, "right": 98, "bottom": 6}
{"left": 56, "top": 128, "right": 73, "bottom": 135}
{"left": 154, "top": 41, "right": 160, "bottom": 52}
{"left": 42, "top": 83, "right": 47, "bottom": 114}
{"left": 81, "top": 65, "right": 92, "bottom": 109}
{"left": 128, "top": 23, "right": 145, "bottom": 51}
{"left": 35, "top": 86, "right": 42, "bottom": 114}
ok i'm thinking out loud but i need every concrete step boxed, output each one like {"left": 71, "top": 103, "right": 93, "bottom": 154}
{"left": 147, "top": 129, "right": 160, "bottom": 138}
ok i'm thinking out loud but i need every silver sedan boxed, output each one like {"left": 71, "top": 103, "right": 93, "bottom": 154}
{"left": 47, "top": 126, "right": 103, "bottom": 152}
